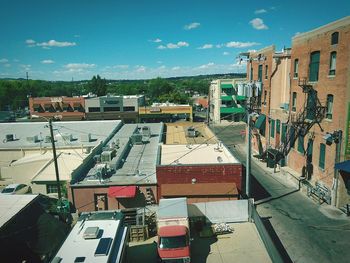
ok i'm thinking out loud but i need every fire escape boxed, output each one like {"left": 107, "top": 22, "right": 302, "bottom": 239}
{"left": 269, "top": 78, "right": 327, "bottom": 165}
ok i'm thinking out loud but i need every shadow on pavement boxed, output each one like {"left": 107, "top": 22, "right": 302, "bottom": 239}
{"left": 191, "top": 228, "right": 218, "bottom": 263}
{"left": 260, "top": 217, "right": 293, "bottom": 263}
{"left": 250, "top": 175, "right": 272, "bottom": 201}
{"left": 256, "top": 189, "right": 300, "bottom": 205}
{"left": 127, "top": 242, "right": 157, "bottom": 263}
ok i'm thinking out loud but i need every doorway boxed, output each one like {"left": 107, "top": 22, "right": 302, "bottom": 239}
{"left": 94, "top": 193, "right": 108, "bottom": 211}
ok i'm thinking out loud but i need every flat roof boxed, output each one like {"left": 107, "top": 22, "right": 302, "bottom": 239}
{"left": 0, "top": 120, "right": 122, "bottom": 149}
{"left": 165, "top": 122, "right": 217, "bottom": 145}
{"left": 160, "top": 143, "right": 240, "bottom": 165}
{"left": 75, "top": 123, "right": 163, "bottom": 186}
{"left": 0, "top": 194, "right": 38, "bottom": 228}
{"left": 54, "top": 211, "right": 127, "bottom": 263}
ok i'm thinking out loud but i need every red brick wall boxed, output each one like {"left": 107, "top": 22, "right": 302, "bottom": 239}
{"left": 288, "top": 21, "right": 350, "bottom": 192}
{"left": 69, "top": 185, "right": 158, "bottom": 212}
{"left": 156, "top": 164, "right": 243, "bottom": 201}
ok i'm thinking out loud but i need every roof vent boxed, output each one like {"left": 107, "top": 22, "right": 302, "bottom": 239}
{"left": 81, "top": 133, "right": 92, "bottom": 142}
{"left": 5, "top": 134, "right": 16, "bottom": 142}
{"left": 26, "top": 135, "right": 40, "bottom": 143}
{"left": 83, "top": 226, "right": 100, "bottom": 239}
{"left": 62, "top": 133, "right": 74, "bottom": 142}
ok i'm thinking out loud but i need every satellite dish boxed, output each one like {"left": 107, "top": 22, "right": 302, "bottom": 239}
{"left": 217, "top": 156, "right": 223, "bottom": 163}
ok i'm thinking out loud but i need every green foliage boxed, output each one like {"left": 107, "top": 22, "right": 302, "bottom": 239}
{"left": 0, "top": 72, "right": 245, "bottom": 110}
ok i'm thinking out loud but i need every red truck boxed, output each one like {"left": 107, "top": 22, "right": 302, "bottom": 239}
{"left": 156, "top": 197, "right": 191, "bottom": 263}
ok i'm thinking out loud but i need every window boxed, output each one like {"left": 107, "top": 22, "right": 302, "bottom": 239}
{"left": 329, "top": 52, "right": 336, "bottom": 75}
{"left": 281, "top": 123, "right": 287, "bottom": 143}
{"left": 258, "top": 65, "right": 263, "bottom": 81}
{"left": 293, "top": 59, "right": 299, "bottom": 78}
{"left": 292, "top": 92, "right": 297, "bottom": 111}
{"left": 270, "top": 119, "right": 275, "bottom": 138}
{"left": 88, "top": 107, "right": 100, "bottom": 112}
{"left": 326, "top": 94, "right": 334, "bottom": 119}
{"left": 298, "top": 135, "right": 305, "bottom": 153}
{"left": 104, "top": 107, "right": 120, "bottom": 112}
{"left": 250, "top": 65, "right": 253, "bottom": 81}
{"left": 276, "top": 120, "right": 281, "bottom": 134}
{"left": 319, "top": 143, "right": 326, "bottom": 169}
{"left": 331, "top": 32, "right": 339, "bottom": 45}
{"left": 263, "top": 90, "right": 267, "bottom": 105}
{"left": 47, "top": 184, "right": 58, "bottom": 194}
{"left": 265, "top": 65, "right": 268, "bottom": 79}
{"left": 306, "top": 90, "right": 317, "bottom": 120}
{"left": 309, "top": 51, "right": 320, "bottom": 82}
{"left": 123, "top": 106, "right": 135, "bottom": 112}
{"left": 290, "top": 126, "right": 296, "bottom": 148}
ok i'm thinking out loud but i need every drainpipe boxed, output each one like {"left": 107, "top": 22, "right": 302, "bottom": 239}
{"left": 332, "top": 130, "right": 343, "bottom": 207}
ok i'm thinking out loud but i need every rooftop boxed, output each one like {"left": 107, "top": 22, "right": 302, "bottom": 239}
{"left": 165, "top": 122, "right": 217, "bottom": 145}
{"left": 54, "top": 211, "right": 128, "bottom": 263}
{"left": 74, "top": 123, "right": 163, "bottom": 186}
{"left": 160, "top": 143, "right": 240, "bottom": 165}
{"left": 0, "top": 194, "right": 38, "bottom": 228}
{"left": 0, "top": 120, "right": 122, "bottom": 149}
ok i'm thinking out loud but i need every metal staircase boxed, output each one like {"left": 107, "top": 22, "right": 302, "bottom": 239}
{"left": 271, "top": 79, "right": 327, "bottom": 164}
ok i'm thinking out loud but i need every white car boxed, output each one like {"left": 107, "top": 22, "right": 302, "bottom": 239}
{"left": 1, "top": 184, "right": 32, "bottom": 195}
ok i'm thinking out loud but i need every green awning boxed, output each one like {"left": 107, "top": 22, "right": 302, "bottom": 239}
{"left": 221, "top": 84, "right": 233, "bottom": 89}
{"left": 255, "top": 114, "right": 266, "bottom": 129}
{"left": 220, "top": 107, "right": 245, "bottom": 114}
{"left": 221, "top": 96, "right": 233, "bottom": 101}
{"left": 236, "top": 95, "right": 247, "bottom": 101}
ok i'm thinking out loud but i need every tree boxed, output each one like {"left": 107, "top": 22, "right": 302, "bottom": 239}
{"left": 89, "top": 75, "right": 107, "bottom": 96}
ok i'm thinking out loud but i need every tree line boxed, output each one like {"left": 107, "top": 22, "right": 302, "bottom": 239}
{"left": 0, "top": 73, "right": 245, "bottom": 111}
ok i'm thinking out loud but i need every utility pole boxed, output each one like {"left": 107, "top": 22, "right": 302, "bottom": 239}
{"left": 332, "top": 130, "right": 342, "bottom": 207}
{"left": 49, "top": 118, "right": 62, "bottom": 202}
{"left": 246, "top": 109, "right": 251, "bottom": 198}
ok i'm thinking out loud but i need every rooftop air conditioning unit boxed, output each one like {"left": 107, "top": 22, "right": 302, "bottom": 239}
{"left": 81, "top": 133, "right": 92, "bottom": 142}
{"left": 101, "top": 151, "right": 114, "bottom": 163}
{"left": 44, "top": 136, "right": 52, "bottom": 143}
{"left": 5, "top": 134, "right": 16, "bottom": 142}
{"left": 26, "top": 135, "right": 40, "bottom": 143}
{"left": 186, "top": 127, "right": 198, "bottom": 138}
{"left": 83, "top": 227, "right": 100, "bottom": 239}
{"left": 131, "top": 133, "right": 143, "bottom": 145}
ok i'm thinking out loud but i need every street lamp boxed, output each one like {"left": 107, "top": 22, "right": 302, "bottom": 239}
{"left": 31, "top": 114, "right": 62, "bottom": 202}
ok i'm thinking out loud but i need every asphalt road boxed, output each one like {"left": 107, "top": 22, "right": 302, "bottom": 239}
{"left": 211, "top": 122, "right": 350, "bottom": 263}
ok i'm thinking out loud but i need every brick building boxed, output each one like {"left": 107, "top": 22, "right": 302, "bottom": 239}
{"left": 29, "top": 96, "right": 85, "bottom": 121}
{"left": 288, "top": 16, "right": 350, "bottom": 207}
{"left": 156, "top": 144, "right": 243, "bottom": 203}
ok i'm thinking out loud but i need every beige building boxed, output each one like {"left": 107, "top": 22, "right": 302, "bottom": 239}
{"left": 209, "top": 78, "right": 247, "bottom": 124}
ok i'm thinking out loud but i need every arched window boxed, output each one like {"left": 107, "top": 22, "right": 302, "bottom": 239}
{"left": 329, "top": 52, "right": 336, "bottom": 76}
{"left": 331, "top": 32, "right": 339, "bottom": 45}
{"left": 309, "top": 51, "right": 320, "bottom": 82}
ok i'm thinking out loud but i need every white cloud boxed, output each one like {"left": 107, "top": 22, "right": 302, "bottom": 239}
{"left": 113, "top": 64, "right": 129, "bottom": 69}
{"left": 157, "top": 45, "right": 166, "bottom": 50}
{"left": 223, "top": 52, "right": 230, "bottom": 56}
{"left": 41, "top": 59, "right": 55, "bottom": 64}
{"left": 249, "top": 18, "right": 268, "bottom": 30}
{"left": 64, "top": 63, "right": 95, "bottom": 72}
{"left": 0, "top": 58, "right": 8, "bottom": 63}
{"left": 150, "top": 38, "right": 162, "bottom": 43}
{"left": 198, "top": 62, "right": 215, "bottom": 69}
{"left": 13, "top": 59, "right": 19, "bottom": 62}
{"left": 172, "top": 66, "right": 180, "bottom": 71}
{"left": 197, "top": 44, "right": 213, "bottom": 49}
{"left": 216, "top": 44, "right": 223, "bottom": 48}
{"left": 159, "top": 41, "right": 189, "bottom": 49}
{"left": 294, "top": 32, "right": 301, "bottom": 37}
{"left": 184, "top": 22, "right": 200, "bottom": 30}
{"left": 225, "top": 41, "right": 260, "bottom": 48}
{"left": 254, "top": 9, "right": 267, "bottom": 14}
{"left": 157, "top": 61, "right": 163, "bottom": 64}
{"left": 20, "top": 64, "right": 31, "bottom": 71}
{"left": 74, "top": 34, "right": 80, "bottom": 38}
{"left": 135, "top": 65, "right": 146, "bottom": 72}
{"left": 158, "top": 65, "right": 166, "bottom": 70}
{"left": 26, "top": 39, "right": 76, "bottom": 48}
{"left": 4, "top": 64, "right": 11, "bottom": 67}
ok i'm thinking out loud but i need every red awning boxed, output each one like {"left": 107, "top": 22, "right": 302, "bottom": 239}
{"left": 108, "top": 186, "right": 137, "bottom": 198}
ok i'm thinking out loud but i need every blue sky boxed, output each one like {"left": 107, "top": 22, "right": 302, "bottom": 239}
{"left": 0, "top": 0, "right": 349, "bottom": 81}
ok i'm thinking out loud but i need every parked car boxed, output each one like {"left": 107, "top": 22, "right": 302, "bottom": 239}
{"left": 1, "top": 184, "right": 32, "bottom": 194}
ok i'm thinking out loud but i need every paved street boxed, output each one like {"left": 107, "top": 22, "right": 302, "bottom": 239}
{"left": 211, "top": 122, "right": 350, "bottom": 263}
